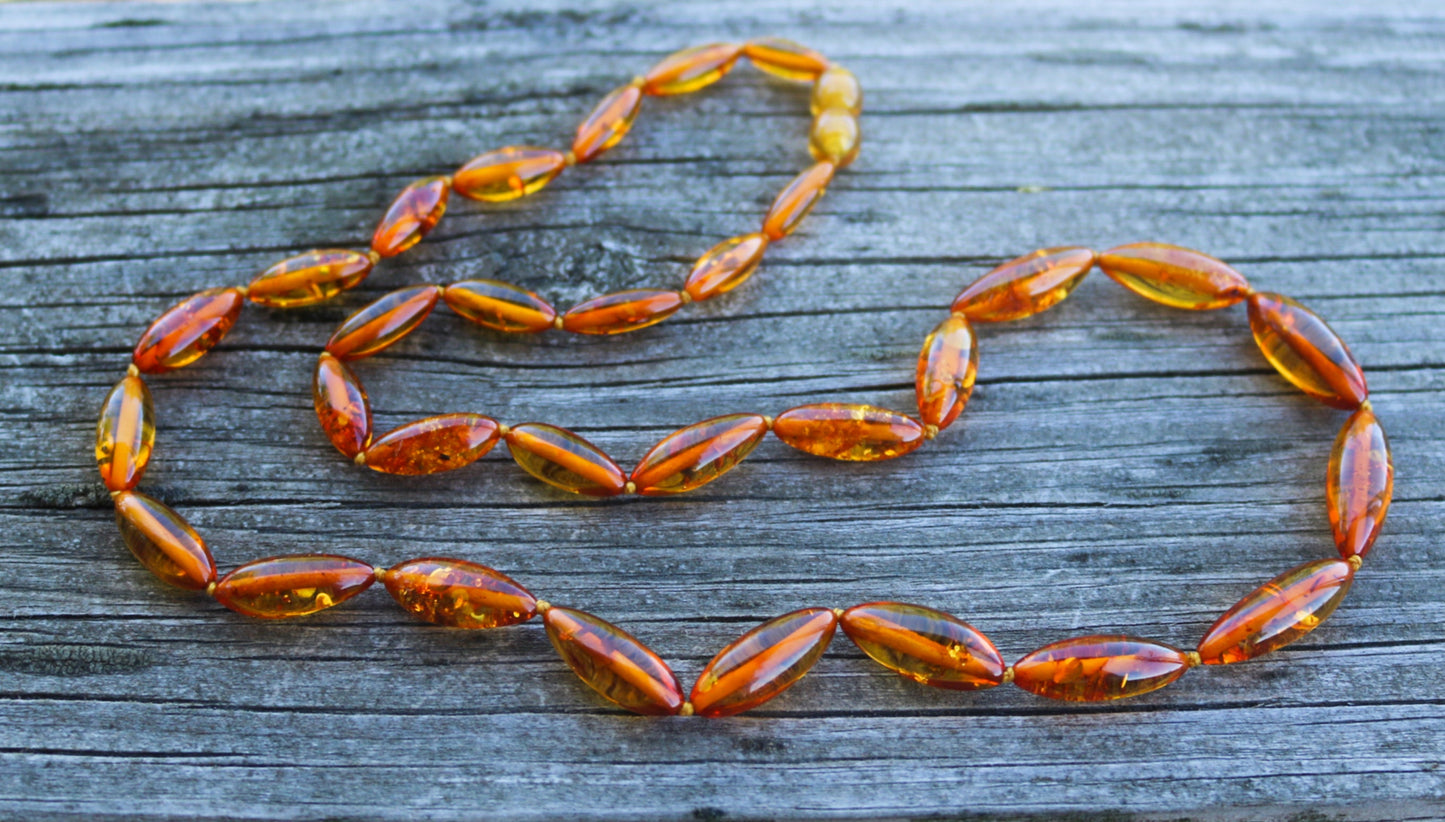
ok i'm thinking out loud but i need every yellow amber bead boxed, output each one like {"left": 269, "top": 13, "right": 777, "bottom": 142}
{"left": 96, "top": 374, "right": 155, "bottom": 492}
{"left": 690, "top": 607, "right": 837, "bottom": 717}
{"left": 362, "top": 414, "right": 500, "bottom": 475}
{"left": 915, "top": 314, "right": 978, "bottom": 430}
{"left": 325, "top": 284, "right": 440, "bottom": 360}
{"left": 1097, "top": 243, "right": 1251, "bottom": 310}
{"left": 1013, "top": 636, "right": 1191, "bottom": 701}
{"left": 808, "top": 109, "right": 860, "bottom": 168}
{"left": 630, "top": 413, "right": 770, "bottom": 495}
{"left": 213, "top": 554, "right": 376, "bottom": 619}
{"left": 684, "top": 233, "right": 769, "bottom": 302}
{"left": 762, "top": 162, "right": 835, "bottom": 241}
{"left": 131, "top": 287, "right": 245, "bottom": 374}
{"left": 247, "top": 249, "right": 374, "bottom": 308}
{"left": 572, "top": 84, "right": 643, "bottom": 164}
{"left": 114, "top": 491, "right": 216, "bottom": 590}
{"left": 1197, "top": 559, "right": 1354, "bottom": 664}
{"left": 385, "top": 557, "right": 536, "bottom": 629}
{"left": 840, "top": 602, "right": 1006, "bottom": 690}
{"left": 453, "top": 146, "right": 566, "bottom": 203}
{"left": 505, "top": 423, "right": 628, "bottom": 497}
{"left": 545, "top": 606, "right": 685, "bottom": 716}
{"left": 1327, "top": 406, "right": 1393, "bottom": 559}
{"left": 1247, "top": 292, "right": 1368, "bottom": 410}
{"left": 372, "top": 177, "right": 450, "bottom": 258}
{"left": 811, "top": 66, "right": 862, "bottom": 115}
{"left": 443, "top": 279, "right": 557, "bottom": 334}
{"left": 743, "top": 37, "right": 829, "bottom": 82}
{"left": 560, "top": 289, "right": 684, "bottom": 335}
{"left": 951, "top": 247, "right": 1096, "bottom": 323}
{"left": 642, "top": 42, "right": 742, "bottom": 96}
{"left": 772, "top": 403, "right": 925, "bottom": 461}
{"left": 312, "top": 352, "right": 371, "bottom": 459}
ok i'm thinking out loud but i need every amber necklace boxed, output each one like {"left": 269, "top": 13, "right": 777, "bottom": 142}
{"left": 96, "top": 40, "right": 1393, "bottom": 717}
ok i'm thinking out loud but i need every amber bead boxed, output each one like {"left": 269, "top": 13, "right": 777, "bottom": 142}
{"left": 505, "top": 423, "right": 627, "bottom": 497}
{"left": 1197, "top": 559, "right": 1354, "bottom": 665}
{"left": 1013, "top": 636, "right": 1191, "bottom": 702}
{"left": 915, "top": 314, "right": 978, "bottom": 430}
{"left": 247, "top": 249, "right": 374, "bottom": 308}
{"left": 1097, "top": 243, "right": 1251, "bottom": 310}
{"left": 131, "top": 287, "right": 244, "bottom": 374}
{"left": 630, "top": 413, "right": 770, "bottom": 496}
{"left": 811, "top": 66, "right": 862, "bottom": 116}
{"left": 684, "top": 233, "right": 769, "bottom": 302}
{"left": 385, "top": 557, "right": 536, "bottom": 629}
{"left": 113, "top": 491, "right": 216, "bottom": 590}
{"left": 453, "top": 146, "right": 566, "bottom": 203}
{"left": 951, "top": 247, "right": 1096, "bottom": 323}
{"left": 690, "top": 607, "right": 837, "bottom": 718}
{"left": 561, "top": 289, "right": 684, "bottom": 335}
{"left": 1328, "top": 407, "right": 1393, "bottom": 558}
{"left": 545, "top": 606, "right": 685, "bottom": 716}
{"left": 773, "top": 403, "right": 925, "bottom": 461}
{"left": 312, "top": 352, "right": 371, "bottom": 459}
{"left": 743, "top": 37, "right": 829, "bottom": 82}
{"left": 572, "top": 83, "right": 643, "bottom": 164}
{"left": 808, "top": 109, "right": 860, "bottom": 168}
{"left": 1247, "top": 292, "right": 1368, "bottom": 410}
{"left": 762, "top": 161, "right": 835, "bottom": 241}
{"left": 325, "top": 284, "right": 440, "bottom": 360}
{"left": 840, "top": 602, "right": 1005, "bottom": 690}
{"left": 213, "top": 554, "right": 375, "bottom": 619}
{"left": 443, "top": 279, "right": 557, "bottom": 334}
{"left": 372, "top": 176, "right": 450, "bottom": 258}
{"left": 642, "top": 42, "right": 742, "bottom": 96}
{"left": 362, "top": 414, "right": 500, "bottom": 476}
{"left": 96, "top": 375, "right": 155, "bottom": 492}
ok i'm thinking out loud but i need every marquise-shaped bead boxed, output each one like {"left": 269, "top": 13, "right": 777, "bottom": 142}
{"left": 841, "top": 602, "right": 1005, "bottom": 690}
{"left": 114, "top": 491, "right": 216, "bottom": 590}
{"left": 1197, "top": 559, "right": 1354, "bottom": 665}
{"left": 743, "top": 37, "right": 829, "bottom": 82}
{"left": 544, "top": 606, "right": 684, "bottom": 716}
{"left": 572, "top": 84, "right": 643, "bottom": 163}
{"left": 96, "top": 374, "right": 155, "bottom": 492}
{"left": 247, "top": 249, "right": 374, "bottom": 308}
{"left": 132, "top": 287, "right": 245, "bottom": 373}
{"left": 1328, "top": 407, "right": 1393, "bottom": 558}
{"left": 444, "top": 279, "right": 556, "bottom": 334}
{"left": 690, "top": 607, "right": 837, "bottom": 717}
{"left": 453, "top": 146, "right": 566, "bottom": 203}
{"left": 505, "top": 423, "right": 627, "bottom": 496}
{"left": 684, "top": 233, "right": 769, "bottom": 302}
{"left": 762, "top": 162, "right": 834, "bottom": 241}
{"left": 951, "top": 247, "right": 1096, "bottom": 323}
{"left": 372, "top": 176, "right": 450, "bottom": 258}
{"left": 916, "top": 314, "right": 978, "bottom": 430}
{"left": 312, "top": 352, "right": 371, "bottom": 459}
{"left": 1097, "top": 243, "right": 1251, "bottom": 310}
{"left": 385, "top": 557, "right": 536, "bottom": 629}
{"left": 773, "top": 403, "right": 925, "bottom": 461}
{"left": 811, "top": 66, "right": 862, "bottom": 116}
{"left": 630, "top": 413, "right": 769, "bottom": 496}
{"left": 808, "top": 109, "right": 860, "bottom": 168}
{"left": 561, "top": 289, "right": 683, "bottom": 335}
{"left": 1247, "top": 292, "right": 1368, "bottom": 409}
{"left": 325, "top": 284, "right": 440, "bottom": 360}
{"left": 362, "top": 414, "right": 500, "bottom": 475}
{"left": 642, "top": 42, "right": 742, "bottom": 96}
{"left": 1013, "top": 635, "right": 1190, "bottom": 701}
{"left": 213, "top": 554, "right": 375, "bottom": 619}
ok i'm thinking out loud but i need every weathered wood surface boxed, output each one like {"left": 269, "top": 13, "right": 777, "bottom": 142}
{"left": 1, "top": 0, "right": 1443, "bottom": 819}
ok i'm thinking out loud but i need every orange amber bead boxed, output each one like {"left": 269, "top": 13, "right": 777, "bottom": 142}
{"left": 762, "top": 161, "right": 835, "bottom": 241}
{"left": 505, "top": 423, "right": 628, "bottom": 497}
{"left": 808, "top": 109, "right": 860, "bottom": 168}
{"left": 1097, "top": 243, "right": 1251, "bottom": 310}
{"left": 247, "top": 249, "right": 373, "bottom": 308}
{"left": 642, "top": 42, "right": 742, "bottom": 96}
{"left": 561, "top": 289, "right": 684, "bottom": 335}
{"left": 372, "top": 176, "right": 450, "bottom": 258}
{"left": 951, "top": 247, "right": 1096, "bottom": 323}
{"left": 1013, "top": 636, "right": 1191, "bottom": 702}
{"left": 384, "top": 557, "right": 536, "bottom": 629}
{"left": 96, "top": 374, "right": 155, "bottom": 492}
{"left": 443, "top": 279, "right": 557, "bottom": 334}
{"left": 131, "top": 287, "right": 244, "bottom": 374}
{"left": 572, "top": 83, "right": 643, "bottom": 164}
{"left": 630, "top": 413, "right": 769, "bottom": 495}
{"left": 811, "top": 66, "right": 862, "bottom": 116}
{"left": 312, "top": 352, "right": 371, "bottom": 459}
{"left": 1197, "top": 559, "right": 1354, "bottom": 665}
{"left": 773, "top": 403, "right": 925, "bottom": 461}
{"left": 841, "top": 602, "right": 1005, "bottom": 690}
{"left": 743, "top": 37, "right": 829, "bottom": 82}
{"left": 545, "top": 606, "right": 685, "bottom": 716}
{"left": 213, "top": 554, "right": 375, "bottom": 619}
{"left": 684, "top": 233, "right": 769, "bottom": 302}
{"left": 690, "top": 607, "right": 837, "bottom": 718}
{"left": 325, "top": 284, "right": 440, "bottom": 360}
{"left": 915, "top": 314, "right": 978, "bottom": 430}
{"left": 1328, "top": 407, "right": 1393, "bottom": 558}
{"left": 114, "top": 491, "right": 216, "bottom": 590}
{"left": 362, "top": 414, "right": 500, "bottom": 475}
{"left": 1247, "top": 292, "right": 1368, "bottom": 410}
{"left": 453, "top": 146, "right": 566, "bottom": 203}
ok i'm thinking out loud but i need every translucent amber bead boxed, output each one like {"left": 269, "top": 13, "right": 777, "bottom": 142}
{"left": 915, "top": 314, "right": 978, "bottom": 430}
{"left": 443, "top": 279, "right": 557, "bottom": 334}
{"left": 561, "top": 289, "right": 684, "bottom": 335}
{"left": 684, "top": 233, "right": 768, "bottom": 302}
{"left": 811, "top": 66, "right": 862, "bottom": 116}
{"left": 950, "top": 247, "right": 1096, "bottom": 323}
{"left": 312, "top": 352, "right": 371, "bottom": 459}
{"left": 96, "top": 374, "right": 155, "bottom": 492}
{"left": 1328, "top": 407, "right": 1393, "bottom": 558}
{"left": 840, "top": 602, "right": 1005, "bottom": 690}
{"left": 505, "top": 423, "right": 627, "bottom": 497}
{"left": 247, "top": 249, "right": 374, "bottom": 308}
{"left": 773, "top": 403, "right": 925, "bottom": 461}
{"left": 1247, "top": 292, "right": 1368, "bottom": 410}
{"left": 1013, "top": 636, "right": 1190, "bottom": 702}
{"left": 630, "top": 413, "right": 769, "bottom": 496}
{"left": 808, "top": 109, "right": 860, "bottom": 168}
{"left": 453, "top": 146, "right": 566, "bottom": 203}
{"left": 114, "top": 491, "right": 216, "bottom": 590}
{"left": 572, "top": 83, "right": 643, "bottom": 164}
{"left": 743, "top": 37, "right": 829, "bottom": 82}
{"left": 690, "top": 607, "right": 837, "bottom": 718}
{"left": 362, "top": 414, "right": 500, "bottom": 475}
{"left": 1097, "top": 243, "right": 1251, "bottom": 310}
{"left": 131, "top": 287, "right": 244, "bottom": 374}
{"left": 545, "top": 606, "right": 685, "bottom": 716}
{"left": 642, "top": 42, "right": 742, "bottom": 96}
{"left": 762, "top": 162, "right": 835, "bottom": 241}
{"left": 325, "top": 284, "right": 440, "bottom": 360}
{"left": 1197, "top": 559, "right": 1354, "bottom": 665}
{"left": 385, "top": 557, "right": 536, "bottom": 629}
{"left": 372, "top": 176, "right": 450, "bottom": 258}
{"left": 213, "top": 554, "right": 375, "bottom": 619}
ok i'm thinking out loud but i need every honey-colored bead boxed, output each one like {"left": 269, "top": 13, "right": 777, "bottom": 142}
{"left": 642, "top": 42, "right": 742, "bottom": 96}
{"left": 773, "top": 403, "right": 926, "bottom": 461}
{"left": 915, "top": 314, "right": 978, "bottom": 430}
{"left": 808, "top": 109, "right": 860, "bottom": 168}
{"left": 114, "top": 491, "right": 216, "bottom": 590}
{"left": 96, "top": 374, "right": 155, "bottom": 492}
{"left": 371, "top": 176, "right": 450, "bottom": 258}
{"left": 690, "top": 607, "right": 837, "bottom": 718}
{"left": 325, "top": 284, "right": 440, "bottom": 360}
{"left": 762, "top": 162, "right": 835, "bottom": 241}
{"left": 131, "top": 287, "right": 245, "bottom": 374}
{"left": 572, "top": 84, "right": 643, "bottom": 164}
{"left": 1328, "top": 406, "right": 1393, "bottom": 558}
{"left": 545, "top": 606, "right": 685, "bottom": 716}
{"left": 810, "top": 66, "right": 862, "bottom": 115}
{"left": 385, "top": 557, "right": 536, "bottom": 629}
{"left": 1197, "top": 559, "right": 1355, "bottom": 665}
{"left": 743, "top": 37, "right": 829, "bottom": 82}
{"left": 247, "top": 249, "right": 374, "bottom": 308}
{"left": 312, "top": 352, "right": 371, "bottom": 459}
{"left": 505, "top": 423, "right": 627, "bottom": 497}
{"left": 1012, "top": 636, "right": 1191, "bottom": 702}
{"left": 453, "top": 146, "right": 567, "bottom": 203}
{"left": 630, "top": 413, "right": 770, "bottom": 495}
{"left": 561, "top": 289, "right": 684, "bottom": 335}
{"left": 443, "top": 279, "right": 558, "bottom": 334}
{"left": 951, "top": 247, "right": 1096, "bottom": 323}
{"left": 684, "top": 233, "right": 769, "bottom": 302}
{"left": 840, "top": 602, "right": 1005, "bottom": 690}
{"left": 1097, "top": 243, "right": 1251, "bottom": 310}
{"left": 362, "top": 414, "right": 500, "bottom": 475}
{"left": 213, "top": 554, "right": 376, "bottom": 619}
{"left": 1247, "top": 292, "right": 1368, "bottom": 410}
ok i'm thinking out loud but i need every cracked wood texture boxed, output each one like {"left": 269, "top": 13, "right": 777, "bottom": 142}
{"left": 2, "top": 0, "right": 1443, "bottom": 820}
